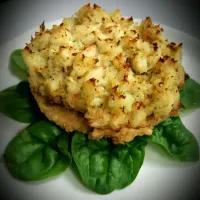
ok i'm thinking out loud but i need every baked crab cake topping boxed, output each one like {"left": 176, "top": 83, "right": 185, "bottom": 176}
{"left": 22, "top": 3, "right": 185, "bottom": 144}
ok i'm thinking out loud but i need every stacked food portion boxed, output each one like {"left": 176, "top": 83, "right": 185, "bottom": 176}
{"left": 22, "top": 3, "right": 185, "bottom": 144}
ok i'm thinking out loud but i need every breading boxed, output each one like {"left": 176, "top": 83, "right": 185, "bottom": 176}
{"left": 32, "top": 90, "right": 89, "bottom": 133}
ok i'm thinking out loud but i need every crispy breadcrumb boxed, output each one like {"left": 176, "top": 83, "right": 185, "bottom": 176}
{"left": 22, "top": 4, "right": 185, "bottom": 144}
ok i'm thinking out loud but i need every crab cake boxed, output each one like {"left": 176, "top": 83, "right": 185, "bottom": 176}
{"left": 22, "top": 3, "right": 185, "bottom": 144}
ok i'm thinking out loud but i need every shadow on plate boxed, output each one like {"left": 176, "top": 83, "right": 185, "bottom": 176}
{"left": 64, "top": 160, "right": 95, "bottom": 194}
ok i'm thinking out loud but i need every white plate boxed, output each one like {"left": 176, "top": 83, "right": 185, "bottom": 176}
{"left": 0, "top": 19, "right": 200, "bottom": 200}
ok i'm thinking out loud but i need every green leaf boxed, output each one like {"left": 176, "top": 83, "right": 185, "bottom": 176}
{"left": 57, "top": 134, "right": 71, "bottom": 157}
{"left": 160, "top": 117, "right": 173, "bottom": 126}
{"left": 180, "top": 78, "right": 200, "bottom": 111}
{"left": 3, "top": 120, "right": 71, "bottom": 181}
{"left": 0, "top": 81, "right": 42, "bottom": 123}
{"left": 141, "top": 117, "right": 199, "bottom": 162}
{"left": 71, "top": 133, "right": 147, "bottom": 194}
{"left": 9, "top": 49, "right": 28, "bottom": 80}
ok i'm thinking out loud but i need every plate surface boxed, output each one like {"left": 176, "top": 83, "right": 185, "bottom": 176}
{"left": 0, "top": 18, "right": 200, "bottom": 200}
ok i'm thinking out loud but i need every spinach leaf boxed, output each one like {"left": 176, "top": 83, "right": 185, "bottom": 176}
{"left": 0, "top": 81, "right": 42, "bottom": 123}
{"left": 9, "top": 49, "right": 28, "bottom": 80}
{"left": 141, "top": 117, "right": 199, "bottom": 162}
{"left": 180, "top": 78, "right": 200, "bottom": 111}
{"left": 3, "top": 120, "right": 71, "bottom": 181}
{"left": 71, "top": 133, "right": 147, "bottom": 194}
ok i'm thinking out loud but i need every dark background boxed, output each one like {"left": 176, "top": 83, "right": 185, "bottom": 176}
{"left": 0, "top": 0, "right": 200, "bottom": 46}
{"left": 0, "top": 0, "right": 199, "bottom": 200}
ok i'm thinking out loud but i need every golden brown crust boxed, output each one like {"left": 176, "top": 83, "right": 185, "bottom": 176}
{"left": 89, "top": 127, "right": 152, "bottom": 144}
{"left": 32, "top": 90, "right": 89, "bottom": 133}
